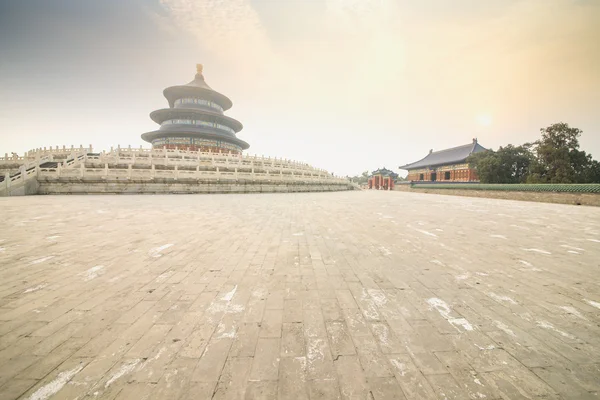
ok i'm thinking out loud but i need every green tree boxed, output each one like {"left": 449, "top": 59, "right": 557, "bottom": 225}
{"left": 582, "top": 159, "right": 600, "bottom": 183}
{"left": 348, "top": 170, "right": 370, "bottom": 185}
{"left": 467, "top": 144, "right": 534, "bottom": 184}
{"left": 470, "top": 122, "right": 599, "bottom": 184}
{"left": 529, "top": 122, "right": 592, "bottom": 183}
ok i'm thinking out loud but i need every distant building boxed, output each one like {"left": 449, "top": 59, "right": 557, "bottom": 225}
{"left": 368, "top": 168, "right": 398, "bottom": 190}
{"left": 1, "top": 64, "right": 353, "bottom": 196}
{"left": 141, "top": 64, "right": 249, "bottom": 154}
{"left": 399, "top": 139, "right": 486, "bottom": 182}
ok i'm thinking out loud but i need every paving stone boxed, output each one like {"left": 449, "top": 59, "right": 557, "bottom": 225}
{"left": 353, "top": 334, "right": 394, "bottom": 378}
{"left": 180, "top": 381, "right": 217, "bottom": 400}
{"left": 192, "top": 337, "right": 234, "bottom": 383}
{"left": 259, "top": 309, "right": 283, "bottom": 338}
{"left": 147, "top": 357, "right": 196, "bottom": 400}
{"left": 481, "top": 370, "right": 562, "bottom": 400}
{"left": 0, "top": 378, "right": 38, "bottom": 400}
{"left": 426, "top": 373, "right": 471, "bottom": 400}
{"left": 370, "top": 322, "right": 405, "bottom": 354}
{"left": 283, "top": 299, "right": 303, "bottom": 323}
{"left": 244, "top": 380, "right": 277, "bottom": 400}
{"left": 334, "top": 355, "right": 369, "bottom": 400}
{"left": 434, "top": 351, "right": 503, "bottom": 400}
{"left": 305, "top": 336, "right": 336, "bottom": 381}
{"left": 303, "top": 308, "right": 328, "bottom": 338}
{"left": 309, "top": 379, "right": 342, "bottom": 399}
{"left": 341, "top": 308, "right": 372, "bottom": 338}
{"left": 388, "top": 354, "right": 438, "bottom": 400}
{"left": 179, "top": 323, "right": 215, "bottom": 358}
{"left": 1, "top": 192, "right": 599, "bottom": 399}
{"left": 213, "top": 356, "right": 253, "bottom": 400}
{"left": 367, "top": 376, "right": 407, "bottom": 400}
{"left": 531, "top": 366, "right": 596, "bottom": 398}
{"left": 230, "top": 322, "right": 260, "bottom": 357}
{"left": 278, "top": 356, "right": 310, "bottom": 400}
{"left": 19, "top": 357, "right": 91, "bottom": 400}
{"left": 410, "top": 352, "right": 448, "bottom": 376}
{"left": 326, "top": 321, "right": 356, "bottom": 357}
{"left": 249, "top": 338, "right": 281, "bottom": 381}
{"left": 281, "top": 322, "right": 305, "bottom": 357}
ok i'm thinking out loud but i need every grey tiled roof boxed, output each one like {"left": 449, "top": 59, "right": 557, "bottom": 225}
{"left": 399, "top": 141, "right": 487, "bottom": 170}
{"left": 371, "top": 168, "right": 398, "bottom": 178}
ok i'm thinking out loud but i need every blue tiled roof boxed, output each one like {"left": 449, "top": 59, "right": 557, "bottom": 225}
{"left": 399, "top": 141, "right": 487, "bottom": 170}
{"left": 371, "top": 168, "right": 398, "bottom": 178}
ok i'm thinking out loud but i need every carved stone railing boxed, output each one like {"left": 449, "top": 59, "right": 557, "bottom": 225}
{"left": 37, "top": 165, "right": 350, "bottom": 185}
{"left": 1, "top": 145, "right": 351, "bottom": 195}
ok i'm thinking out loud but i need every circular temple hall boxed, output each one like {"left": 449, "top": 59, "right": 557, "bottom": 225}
{"left": 141, "top": 65, "right": 249, "bottom": 154}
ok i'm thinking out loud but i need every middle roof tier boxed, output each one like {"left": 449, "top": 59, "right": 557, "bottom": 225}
{"left": 150, "top": 108, "right": 243, "bottom": 133}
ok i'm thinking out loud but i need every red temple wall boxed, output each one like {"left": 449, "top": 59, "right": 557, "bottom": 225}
{"left": 407, "top": 166, "right": 479, "bottom": 182}
{"left": 368, "top": 175, "right": 394, "bottom": 189}
{"left": 155, "top": 144, "right": 241, "bottom": 155}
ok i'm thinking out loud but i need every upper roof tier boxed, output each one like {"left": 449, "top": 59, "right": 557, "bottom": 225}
{"left": 163, "top": 65, "right": 234, "bottom": 111}
{"left": 399, "top": 139, "right": 487, "bottom": 170}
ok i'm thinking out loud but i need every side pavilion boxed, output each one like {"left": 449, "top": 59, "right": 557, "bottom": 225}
{"left": 368, "top": 168, "right": 398, "bottom": 190}
{"left": 399, "top": 139, "right": 486, "bottom": 182}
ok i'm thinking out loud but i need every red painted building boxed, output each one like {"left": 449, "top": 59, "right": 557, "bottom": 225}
{"left": 400, "top": 139, "right": 486, "bottom": 182}
{"left": 368, "top": 168, "right": 398, "bottom": 190}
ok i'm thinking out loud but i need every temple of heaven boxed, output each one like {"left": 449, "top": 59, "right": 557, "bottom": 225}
{"left": 141, "top": 64, "right": 249, "bottom": 154}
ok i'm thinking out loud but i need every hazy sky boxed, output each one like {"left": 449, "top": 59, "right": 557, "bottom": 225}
{"left": 1, "top": 0, "right": 598, "bottom": 176}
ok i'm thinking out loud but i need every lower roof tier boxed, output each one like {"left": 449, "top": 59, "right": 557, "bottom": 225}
{"left": 141, "top": 130, "right": 250, "bottom": 150}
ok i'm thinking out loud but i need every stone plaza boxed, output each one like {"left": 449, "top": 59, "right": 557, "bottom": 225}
{"left": 0, "top": 191, "right": 599, "bottom": 399}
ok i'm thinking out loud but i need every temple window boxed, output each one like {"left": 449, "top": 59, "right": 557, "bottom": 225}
{"left": 161, "top": 119, "right": 235, "bottom": 134}
{"left": 175, "top": 98, "right": 224, "bottom": 112}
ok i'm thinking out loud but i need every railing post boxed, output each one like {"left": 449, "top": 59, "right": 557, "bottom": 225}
{"left": 5, "top": 172, "right": 10, "bottom": 190}
{"left": 56, "top": 163, "right": 62, "bottom": 178}
{"left": 128, "top": 164, "right": 132, "bottom": 179}
{"left": 104, "top": 163, "right": 108, "bottom": 178}
{"left": 151, "top": 164, "right": 155, "bottom": 179}
{"left": 174, "top": 165, "right": 179, "bottom": 180}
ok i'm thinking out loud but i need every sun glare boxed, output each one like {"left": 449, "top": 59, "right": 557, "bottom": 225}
{"left": 476, "top": 114, "right": 493, "bottom": 127}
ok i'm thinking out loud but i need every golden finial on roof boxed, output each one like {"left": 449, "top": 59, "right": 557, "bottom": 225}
{"left": 196, "top": 64, "right": 203, "bottom": 74}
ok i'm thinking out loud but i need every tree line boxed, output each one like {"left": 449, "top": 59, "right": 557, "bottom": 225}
{"left": 467, "top": 122, "right": 600, "bottom": 184}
